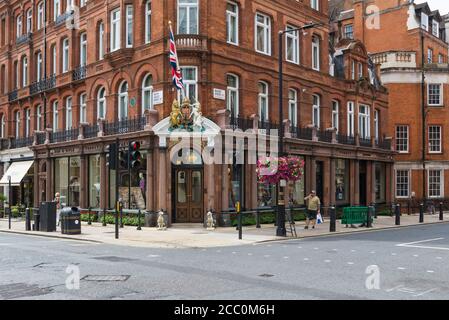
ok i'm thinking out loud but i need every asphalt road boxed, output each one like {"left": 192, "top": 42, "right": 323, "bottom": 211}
{"left": 0, "top": 223, "right": 448, "bottom": 300}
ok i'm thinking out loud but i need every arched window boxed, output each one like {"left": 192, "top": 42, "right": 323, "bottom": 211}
{"left": 16, "top": 15, "right": 22, "bottom": 38}
{"left": 25, "top": 108, "right": 31, "bottom": 136}
{"left": 118, "top": 81, "right": 128, "bottom": 120}
{"left": 312, "top": 36, "right": 320, "bottom": 71}
{"left": 62, "top": 38, "right": 70, "bottom": 72}
{"left": 53, "top": 101, "right": 59, "bottom": 130}
{"left": 142, "top": 74, "right": 153, "bottom": 114}
{"left": 22, "top": 56, "right": 28, "bottom": 87}
{"left": 98, "top": 22, "right": 104, "bottom": 60}
{"left": 36, "top": 105, "right": 42, "bottom": 131}
{"left": 227, "top": 74, "right": 239, "bottom": 118}
{"left": 65, "top": 96, "right": 73, "bottom": 130}
{"left": 312, "top": 94, "right": 320, "bottom": 128}
{"left": 145, "top": 1, "right": 152, "bottom": 43}
{"left": 80, "top": 32, "right": 87, "bottom": 66}
{"left": 97, "top": 87, "right": 106, "bottom": 119}
{"left": 288, "top": 89, "right": 298, "bottom": 127}
{"left": 26, "top": 9, "right": 32, "bottom": 33}
{"left": 15, "top": 111, "right": 20, "bottom": 138}
{"left": 79, "top": 92, "right": 87, "bottom": 123}
{"left": 332, "top": 100, "right": 339, "bottom": 132}
{"left": 37, "top": 2, "right": 45, "bottom": 30}
{"left": 258, "top": 81, "right": 269, "bottom": 121}
{"left": 36, "top": 52, "right": 43, "bottom": 81}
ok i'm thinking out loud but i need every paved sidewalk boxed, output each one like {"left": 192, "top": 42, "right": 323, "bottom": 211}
{"left": 0, "top": 213, "right": 448, "bottom": 248}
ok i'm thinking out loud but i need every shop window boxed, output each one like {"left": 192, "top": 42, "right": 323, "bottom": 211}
{"left": 335, "top": 159, "right": 349, "bottom": 203}
{"left": 89, "top": 155, "right": 101, "bottom": 208}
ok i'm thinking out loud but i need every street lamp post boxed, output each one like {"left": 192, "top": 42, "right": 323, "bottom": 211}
{"left": 7, "top": 175, "right": 11, "bottom": 230}
{"left": 276, "top": 22, "right": 322, "bottom": 237}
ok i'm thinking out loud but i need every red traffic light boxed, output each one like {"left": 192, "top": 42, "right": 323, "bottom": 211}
{"left": 130, "top": 141, "right": 140, "bottom": 151}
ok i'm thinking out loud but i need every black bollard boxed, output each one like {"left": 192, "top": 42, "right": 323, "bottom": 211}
{"left": 367, "top": 206, "right": 373, "bottom": 228}
{"left": 33, "top": 208, "right": 40, "bottom": 231}
{"left": 25, "top": 208, "right": 31, "bottom": 231}
{"left": 419, "top": 203, "right": 424, "bottom": 223}
{"left": 439, "top": 202, "right": 444, "bottom": 221}
{"left": 102, "top": 208, "right": 107, "bottom": 226}
{"left": 137, "top": 209, "right": 142, "bottom": 230}
{"left": 120, "top": 203, "right": 124, "bottom": 228}
{"left": 395, "top": 203, "right": 401, "bottom": 226}
{"left": 236, "top": 202, "right": 242, "bottom": 240}
{"left": 87, "top": 208, "right": 92, "bottom": 225}
{"left": 256, "top": 210, "right": 261, "bottom": 229}
{"left": 329, "top": 206, "right": 336, "bottom": 232}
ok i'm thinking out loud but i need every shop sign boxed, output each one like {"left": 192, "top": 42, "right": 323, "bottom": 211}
{"left": 153, "top": 91, "right": 164, "bottom": 105}
{"left": 213, "top": 88, "right": 226, "bottom": 100}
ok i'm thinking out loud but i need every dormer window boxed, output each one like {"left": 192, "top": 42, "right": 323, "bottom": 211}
{"left": 421, "top": 13, "right": 429, "bottom": 31}
{"left": 432, "top": 20, "right": 439, "bottom": 37}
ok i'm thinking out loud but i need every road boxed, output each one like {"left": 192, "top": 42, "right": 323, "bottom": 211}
{"left": 0, "top": 223, "right": 448, "bottom": 300}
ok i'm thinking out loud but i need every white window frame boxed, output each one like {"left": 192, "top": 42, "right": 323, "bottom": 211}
{"left": 37, "top": 2, "right": 44, "bottom": 30}
{"left": 286, "top": 25, "right": 299, "bottom": 64}
{"left": 347, "top": 101, "right": 354, "bottom": 136}
{"left": 374, "top": 109, "right": 379, "bottom": 141}
{"left": 226, "top": 1, "right": 239, "bottom": 45}
{"left": 432, "top": 20, "right": 439, "bottom": 38}
{"left": 358, "top": 104, "right": 370, "bottom": 139}
{"left": 98, "top": 23, "right": 104, "bottom": 60}
{"left": 428, "top": 48, "right": 433, "bottom": 63}
{"left": 351, "top": 60, "right": 355, "bottom": 80}
{"left": 22, "top": 56, "right": 28, "bottom": 87}
{"left": 66, "top": 96, "right": 73, "bottom": 130}
{"left": 97, "top": 87, "right": 106, "bottom": 120}
{"left": 288, "top": 89, "right": 298, "bottom": 127}
{"left": 110, "top": 8, "right": 121, "bottom": 52}
{"left": 79, "top": 93, "right": 87, "bottom": 123}
{"left": 0, "top": 115, "right": 5, "bottom": 138}
{"left": 16, "top": 15, "right": 22, "bottom": 38}
{"left": 258, "top": 81, "right": 269, "bottom": 122}
{"left": 438, "top": 54, "right": 444, "bottom": 64}
{"left": 118, "top": 81, "right": 129, "bottom": 120}
{"left": 227, "top": 74, "right": 239, "bottom": 118}
{"left": 312, "top": 94, "right": 320, "bottom": 128}
{"left": 255, "top": 13, "right": 271, "bottom": 56}
{"left": 66, "top": 0, "right": 74, "bottom": 12}
{"left": 54, "top": 0, "right": 61, "bottom": 21}
{"left": 125, "top": 5, "right": 133, "bottom": 48}
{"left": 344, "top": 24, "right": 353, "bottom": 39}
{"left": 142, "top": 74, "right": 154, "bottom": 114}
{"left": 36, "top": 52, "right": 43, "bottom": 81}
{"left": 36, "top": 105, "right": 42, "bottom": 131}
{"left": 180, "top": 66, "right": 198, "bottom": 102}
{"left": 52, "top": 45, "right": 57, "bottom": 75}
{"left": 332, "top": 100, "right": 339, "bottom": 132}
{"left": 358, "top": 62, "right": 363, "bottom": 79}
{"left": 311, "top": 0, "right": 319, "bottom": 11}
{"left": 177, "top": 0, "right": 199, "bottom": 35}
{"left": 80, "top": 0, "right": 87, "bottom": 7}
{"left": 312, "top": 36, "right": 320, "bottom": 71}
{"left": 25, "top": 108, "right": 31, "bottom": 137}
{"left": 80, "top": 32, "right": 87, "bottom": 66}
{"left": 26, "top": 9, "right": 32, "bottom": 34}
{"left": 62, "top": 38, "right": 69, "bottom": 73}
{"left": 145, "top": 1, "right": 152, "bottom": 44}
{"left": 53, "top": 101, "right": 59, "bottom": 131}
{"left": 428, "top": 125, "right": 442, "bottom": 154}
{"left": 428, "top": 83, "right": 443, "bottom": 106}
{"left": 395, "top": 125, "right": 409, "bottom": 153}
{"left": 421, "top": 13, "right": 429, "bottom": 31}
{"left": 428, "top": 169, "right": 444, "bottom": 198}
{"left": 15, "top": 111, "right": 20, "bottom": 138}
{"left": 395, "top": 169, "right": 410, "bottom": 198}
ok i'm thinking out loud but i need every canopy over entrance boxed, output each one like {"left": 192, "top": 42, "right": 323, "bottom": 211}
{"left": 0, "top": 160, "right": 34, "bottom": 186}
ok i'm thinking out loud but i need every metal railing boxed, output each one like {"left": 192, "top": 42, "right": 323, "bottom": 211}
{"left": 36, "top": 132, "right": 46, "bottom": 145}
{"left": 0, "top": 139, "right": 9, "bottom": 150}
{"left": 104, "top": 116, "right": 146, "bottom": 136}
{"left": 72, "top": 65, "right": 87, "bottom": 81}
{"left": 230, "top": 114, "right": 253, "bottom": 131}
{"left": 337, "top": 134, "right": 356, "bottom": 145}
{"left": 10, "top": 136, "right": 33, "bottom": 149}
{"left": 359, "top": 137, "right": 372, "bottom": 147}
{"left": 317, "top": 130, "right": 333, "bottom": 143}
{"left": 84, "top": 124, "right": 99, "bottom": 139}
{"left": 16, "top": 33, "right": 32, "bottom": 45}
{"left": 258, "top": 121, "right": 279, "bottom": 135}
{"left": 55, "top": 10, "right": 74, "bottom": 26}
{"left": 291, "top": 126, "right": 313, "bottom": 140}
{"left": 8, "top": 89, "right": 18, "bottom": 102}
{"left": 376, "top": 139, "right": 391, "bottom": 150}
{"left": 50, "top": 127, "right": 79, "bottom": 143}
{"left": 29, "top": 75, "right": 56, "bottom": 95}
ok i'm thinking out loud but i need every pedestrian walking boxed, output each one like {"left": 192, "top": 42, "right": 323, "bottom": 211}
{"left": 304, "top": 190, "right": 321, "bottom": 230}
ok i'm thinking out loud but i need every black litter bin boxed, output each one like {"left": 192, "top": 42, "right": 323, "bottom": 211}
{"left": 60, "top": 207, "right": 81, "bottom": 235}
{"left": 32, "top": 208, "right": 40, "bottom": 231}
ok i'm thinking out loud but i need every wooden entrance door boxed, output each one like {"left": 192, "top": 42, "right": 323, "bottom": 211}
{"left": 175, "top": 168, "right": 204, "bottom": 223}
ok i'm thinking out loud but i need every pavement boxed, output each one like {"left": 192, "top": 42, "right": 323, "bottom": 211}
{"left": 0, "top": 223, "right": 448, "bottom": 300}
{"left": 0, "top": 213, "right": 448, "bottom": 248}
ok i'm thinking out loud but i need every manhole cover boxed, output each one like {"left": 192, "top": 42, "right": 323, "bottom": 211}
{"left": 82, "top": 275, "right": 130, "bottom": 282}
{"left": 92, "top": 256, "right": 136, "bottom": 262}
{"left": 0, "top": 283, "right": 53, "bottom": 299}
{"left": 258, "top": 274, "right": 275, "bottom": 278}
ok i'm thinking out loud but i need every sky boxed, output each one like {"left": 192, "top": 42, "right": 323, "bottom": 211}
{"left": 416, "top": 0, "right": 449, "bottom": 14}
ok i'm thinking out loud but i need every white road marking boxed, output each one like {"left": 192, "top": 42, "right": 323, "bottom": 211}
{"left": 413, "top": 254, "right": 419, "bottom": 257}
{"left": 391, "top": 253, "right": 397, "bottom": 256}
{"left": 347, "top": 262, "right": 354, "bottom": 265}
{"left": 232, "top": 252, "right": 237, "bottom": 254}
{"left": 314, "top": 248, "right": 319, "bottom": 250}
{"left": 397, "top": 267, "right": 406, "bottom": 270}
{"left": 436, "top": 257, "right": 443, "bottom": 260}
{"left": 332, "top": 249, "right": 338, "bottom": 251}
{"left": 304, "top": 258, "right": 309, "bottom": 261}
{"left": 324, "top": 260, "right": 331, "bottom": 263}
{"left": 370, "top": 251, "right": 376, "bottom": 254}
{"left": 427, "top": 270, "right": 435, "bottom": 273}
{"left": 297, "top": 246, "right": 302, "bottom": 249}
{"left": 396, "top": 238, "right": 449, "bottom": 251}
{"left": 414, "top": 288, "right": 438, "bottom": 297}
{"left": 147, "top": 255, "right": 160, "bottom": 258}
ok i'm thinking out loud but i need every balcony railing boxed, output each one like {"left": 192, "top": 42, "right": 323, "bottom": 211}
{"left": 30, "top": 75, "right": 56, "bottom": 95}
{"left": 258, "top": 121, "right": 279, "bottom": 135}
{"left": 337, "top": 134, "right": 356, "bottom": 146}
{"left": 0, "top": 138, "right": 10, "bottom": 150}
{"left": 230, "top": 114, "right": 253, "bottom": 131}
{"left": 50, "top": 128, "right": 79, "bottom": 143}
{"left": 291, "top": 126, "right": 313, "bottom": 140}
{"left": 175, "top": 34, "right": 208, "bottom": 51}
{"left": 8, "top": 89, "right": 18, "bottom": 102}
{"left": 10, "top": 136, "right": 34, "bottom": 149}
{"left": 370, "top": 51, "right": 416, "bottom": 69}
{"left": 72, "top": 65, "right": 87, "bottom": 81}
{"left": 104, "top": 116, "right": 146, "bottom": 136}
{"left": 376, "top": 139, "right": 392, "bottom": 151}
{"left": 36, "top": 132, "right": 46, "bottom": 145}
{"left": 360, "top": 137, "right": 372, "bottom": 147}
{"left": 55, "top": 10, "right": 74, "bottom": 26}
{"left": 16, "top": 33, "right": 32, "bottom": 45}
{"left": 84, "top": 124, "right": 99, "bottom": 139}
{"left": 317, "top": 129, "right": 333, "bottom": 143}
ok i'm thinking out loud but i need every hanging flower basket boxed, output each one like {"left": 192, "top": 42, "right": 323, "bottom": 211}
{"left": 256, "top": 156, "right": 305, "bottom": 185}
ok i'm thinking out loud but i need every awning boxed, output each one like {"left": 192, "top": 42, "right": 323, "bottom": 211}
{"left": 0, "top": 160, "right": 34, "bottom": 186}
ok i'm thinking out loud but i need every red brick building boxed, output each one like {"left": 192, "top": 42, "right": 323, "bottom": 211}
{"left": 330, "top": 0, "right": 449, "bottom": 205}
{"left": 0, "top": 0, "right": 393, "bottom": 224}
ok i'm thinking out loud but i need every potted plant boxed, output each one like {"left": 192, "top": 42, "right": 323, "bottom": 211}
{"left": 0, "top": 194, "right": 6, "bottom": 218}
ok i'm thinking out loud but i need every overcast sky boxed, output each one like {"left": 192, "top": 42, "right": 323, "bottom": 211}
{"left": 416, "top": 0, "right": 449, "bottom": 14}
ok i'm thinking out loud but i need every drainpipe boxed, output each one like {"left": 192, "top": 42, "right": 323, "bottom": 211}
{"left": 421, "top": 29, "right": 426, "bottom": 203}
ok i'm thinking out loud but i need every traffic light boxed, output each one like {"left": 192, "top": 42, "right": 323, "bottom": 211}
{"left": 129, "top": 141, "right": 142, "bottom": 169}
{"left": 106, "top": 143, "right": 117, "bottom": 170}
{"left": 119, "top": 150, "right": 129, "bottom": 169}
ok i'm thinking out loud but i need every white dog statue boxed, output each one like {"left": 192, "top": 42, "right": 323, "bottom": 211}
{"left": 191, "top": 102, "right": 204, "bottom": 130}
{"left": 157, "top": 210, "right": 166, "bottom": 230}
{"left": 206, "top": 211, "right": 215, "bottom": 230}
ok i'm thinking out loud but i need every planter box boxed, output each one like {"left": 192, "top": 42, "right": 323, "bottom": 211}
{"left": 218, "top": 213, "right": 233, "bottom": 227}
{"left": 144, "top": 211, "right": 158, "bottom": 227}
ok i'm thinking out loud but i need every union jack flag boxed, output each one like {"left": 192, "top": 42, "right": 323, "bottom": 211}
{"left": 169, "top": 25, "right": 185, "bottom": 93}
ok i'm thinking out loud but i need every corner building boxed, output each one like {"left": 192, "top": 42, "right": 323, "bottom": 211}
{"left": 0, "top": 0, "right": 394, "bottom": 224}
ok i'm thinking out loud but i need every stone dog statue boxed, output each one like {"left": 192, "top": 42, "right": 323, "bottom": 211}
{"left": 206, "top": 211, "right": 215, "bottom": 230}
{"left": 157, "top": 210, "right": 166, "bottom": 230}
